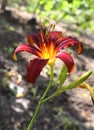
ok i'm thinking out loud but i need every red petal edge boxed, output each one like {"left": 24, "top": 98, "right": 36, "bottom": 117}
{"left": 57, "top": 36, "right": 83, "bottom": 54}
{"left": 56, "top": 51, "right": 74, "bottom": 73}
{"left": 48, "top": 31, "right": 62, "bottom": 39}
{"left": 26, "top": 58, "right": 48, "bottom": 83}
{"left": 27, "top": 32, "right": 46, "bottom": 48}
{"left": 14, "top": 44, "right": 41, "bottom": 57}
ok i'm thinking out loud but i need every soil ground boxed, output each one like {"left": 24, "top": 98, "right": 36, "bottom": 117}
{"left": 0, "top": 8, "right": 94, "bottom": 130}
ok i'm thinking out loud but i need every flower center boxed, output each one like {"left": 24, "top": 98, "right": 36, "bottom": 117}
{"left": 40, "top": 42, "right": 57, "bottom": 65}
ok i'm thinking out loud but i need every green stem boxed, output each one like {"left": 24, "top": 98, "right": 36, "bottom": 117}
{"left": 50, "top": 64, "right": 54, "bottom": 81}
{"left": 42, "top": 71, "right": 93, "bottom": 103}
{"left": 27, "top": 101, "right": 42, "bottom": 130}
{"left": 41, "top": 85, "right": 68, "bottom": 104}
{"left": 26, "top": 65, "right": 54, "bottom": 130}
{"left": 27, "top": 81, "right": 53, "bottom": 130}
{"left": 42, "top": 91, "right": 58, "bottom": 103}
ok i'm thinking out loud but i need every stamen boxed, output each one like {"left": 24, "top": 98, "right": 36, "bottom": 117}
{"left": 48, "top": 24, "right": 53, "bottom": 34}
{"left": 39, "top": 24, "right": 45, "bottom": 43}
{"left": 46, "top": 24, "right": 55, "bottom": 37}
{"left": 51, "top": 24, "right": 55, "bottom": 32}
{"left": 39, "top": 20, "right": 45, "bottom": 43}
{"left": 40, "top": 24, "right": 45, "bottom": 31}
{"left": 40, "top": 31, "right": 44, "bottom": 43}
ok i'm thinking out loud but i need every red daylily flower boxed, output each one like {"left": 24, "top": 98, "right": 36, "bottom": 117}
{"left": 13, "top": 25, "right": 82, "bottom": 83}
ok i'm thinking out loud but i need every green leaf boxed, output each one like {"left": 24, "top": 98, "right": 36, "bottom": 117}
{"left": 44, "top": 1, "right": 54, "bottom": 11}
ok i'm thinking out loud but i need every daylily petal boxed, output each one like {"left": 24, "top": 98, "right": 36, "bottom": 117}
{"left": 26, "top": 58, "right": 48, "bottom": 83}
{"left": 56, "top": 51, "right": 74, "bottom": 73}
{"left": 56, "top": 36, "right": 83, "bottom": 54}
{"left": 27, "top": 32, "right": 46, "bottom": 47}
{"left": 27, "top": 33, "right": 41, "bottom": 46}
{"left": 47, "top": 31, "right": 62, "bottom": 47}
{"left": 48, "top": 31, "right": 62, "bottom": 40}
{"left": 27, "top": 35, "right": 35, "bottom": 45}
{"left": 13, "top": 44, "right": 41, "bottom": 58}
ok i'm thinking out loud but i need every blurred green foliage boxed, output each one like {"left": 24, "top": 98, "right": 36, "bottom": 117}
{"left": 1, "top": 0, "right": 94, "bottom": 32}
